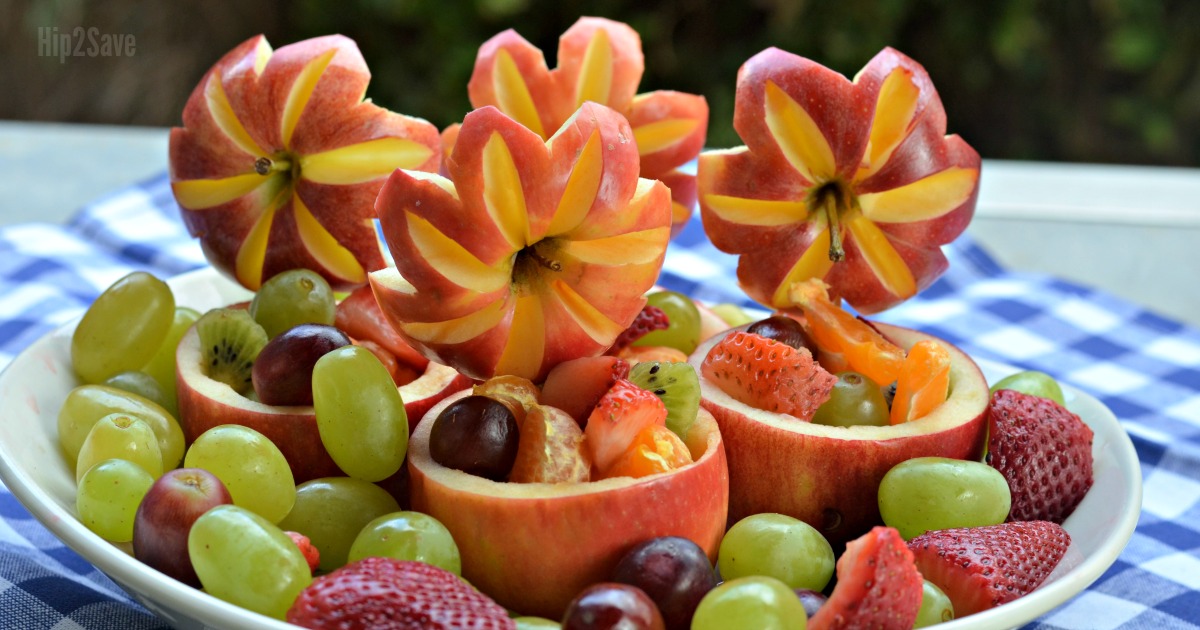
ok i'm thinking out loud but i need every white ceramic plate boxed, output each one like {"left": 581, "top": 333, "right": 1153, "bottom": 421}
{"left": 0, "top": 267, "right": 1142, "bottom": 630}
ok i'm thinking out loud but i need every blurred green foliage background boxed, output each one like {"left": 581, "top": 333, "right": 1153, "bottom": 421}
{"left": 5, "top": 0, "right": 1199, "bottom": 165}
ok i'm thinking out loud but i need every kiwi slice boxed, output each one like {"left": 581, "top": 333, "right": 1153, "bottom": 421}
{"left": 196, "top": 308, "right": 268, "bottom": 395}
{"left": 628, "top": 361, "right": 701, "bottom": 439}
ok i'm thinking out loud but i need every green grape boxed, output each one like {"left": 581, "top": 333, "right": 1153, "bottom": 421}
{"left": 188, "top": 504, "right": 312, "bottom": 620}
{"left": 914, "top": 579, "right": 955, "bottom": 627}
{"left": 990, "top": 370, "right": 1066, "bottom": 406}
{"left": 692, "top": 576, "right": 807, "bottom": 630}
{"left": 141, "top": 306, "right": 201, "bottom": 416}
{"left": 184, "top": 425, "right": 296, "bottom": 523}
{"left": 72, "top": 271, "right": 175, "bottom": 384}
{"left": 633, "top": 291, "right": 702, "bottom": 354}
{"left": 75, "top": 413, "right": 162, "bottom": 482}
{"left": 348, "top": 511, "right": 461, "bottom": 574}
{"left": 718, "top": 513, "right": 834, "bottom": 592}
{"left": 812, "top": 372, "right": 890, "bottom": 427}
{"left": 312, "top": 345, "right": 408, "bottom": 482}
{"left": 514, "top": 617, "right": 561, "bottom": 629}
{"left": 58, "top": 384, "right": 185, "bottom": 471}
{"left": 277, "top": 477, "right": 400, "bottom": 572}
{"left": 249, "top": 269, "right": 336, "bottom": 338}
{"left": 878, "top": 457, "right": 1012, "bottom": 540}
{"left": 76, "top": 458, "right": 155, "bottom": 542}
{"left": 102, "top": 371, "right": 167, "bottom": 409}
{"left": 708, "top": 303, "right": 756, "bottom": 327}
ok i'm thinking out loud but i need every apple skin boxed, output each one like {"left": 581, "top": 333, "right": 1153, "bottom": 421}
{"left": 176, "top": 325, "right": 471, "bottom": 483}
{"left": 408, "top": 390, "right": 728, "bottom": 619}
{"left": 688, "top": 322, "right": 988, "bottom": 545}
{"left": 132, "top": 468, "right": 233, "bottom": 587}
{"left": 169, "top": 35, "right": 441, "bottom": 291}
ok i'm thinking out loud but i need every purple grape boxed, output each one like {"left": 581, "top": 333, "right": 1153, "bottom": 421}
{"left": 251, "top": 324, "right": 350, "bottom": 406}
{"left": 429, "top": 395, "right": 519, "bottom": 481}
{"left": 611, "top": 536, "right": 716, "bottom": 630}
{"left": 746, "top": 315, "right": 818, "bottom": 354}
{"left": 562, "top": 583, "right": 665, "bottom": 630}
{"left": 794, "top": 588, "right": 828, "bottom": 619}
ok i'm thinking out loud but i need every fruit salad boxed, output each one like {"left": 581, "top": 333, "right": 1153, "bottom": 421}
{"left": 47, "top": 15, "right": 1104, "bottom": 630}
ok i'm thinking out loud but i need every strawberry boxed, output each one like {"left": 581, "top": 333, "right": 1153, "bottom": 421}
{"left": 286, "top": 531, "right": 320, "bottom": 575}
{"left": 541, "top": 356, "right": 631, "bottom": 427}
{"left": 908, "top": 521, "right": 1070, "bottom": 616}
{"left": 287, "top": 557, "right": 515, "bottom": 630}
{"left": 809, "top": 526, "right": 923, "bottom": 630}
{"left": 701, "top": 331, "right": 837, "bottom": 421}
{"left": 584, "top": 379, "right": 668, "bottom": 474}
{"left": 334, "top": 285, "right": 429, "bottom": 373}
{"left": 608, "top": 305, "right": 671, "bottom": 354}
{"left": 987, "top": 389, "right": 1094, "bottom": 523}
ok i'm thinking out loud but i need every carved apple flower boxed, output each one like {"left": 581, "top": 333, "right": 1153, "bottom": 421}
{"left": 170, "top": 35, "right": 441, "bottom": 290}
{"left": 698, "top": 47, "right": 981, "bottom": 314}
{"left": 370, "top": 102, "right": 671, "bottom": 381}
{"left": 461, "top": 17, "right": 707, "bottom": 236}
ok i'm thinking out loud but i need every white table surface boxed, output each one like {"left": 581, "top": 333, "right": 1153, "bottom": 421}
{"left": 1, "top": 120, "right": 1197, "bottom": 327}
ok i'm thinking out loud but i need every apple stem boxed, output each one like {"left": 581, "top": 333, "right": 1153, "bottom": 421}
{"left": 823, "top": 194, "right": 845, "bottom": 262}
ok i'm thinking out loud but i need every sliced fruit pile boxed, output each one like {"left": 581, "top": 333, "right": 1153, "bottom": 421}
{"left": 427, "top": 357, "right": 704, "bottom": 483}
{"left": 700, "top": 279, "right": 951, "bottom": 429}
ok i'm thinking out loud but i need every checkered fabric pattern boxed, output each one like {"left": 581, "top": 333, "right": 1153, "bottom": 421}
{"left": 1, "top": 172, "right": 1198, "bottom": 628}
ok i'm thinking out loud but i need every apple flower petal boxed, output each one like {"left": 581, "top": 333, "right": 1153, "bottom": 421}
{"left": 468, "top": 29, "right": 562, "bottom": 139}
{"left": 655, "top": 169, "right": 699, "bottom": 239}
{"left": 555, "top": 18, "right": 644, "bottom": 116}
{"left": 300, "top": 138, "right": 435, "bottom": 185}
{"left": 699, "top": 46, "right": 980, "bottom": 314}
{"left": 628, "top": 91, "right": 708, "bottom": 178}
{"left": 171, "top": 34, "right": 440, "bottom": 291}
{"left": 858, "top": 166, "right": 978, "bottom": 224}
{"left": 373, "top": 102, "right": 670, "bottom": 381}
{"left": 462, "top": 19, "right": 705, "bottom": 238}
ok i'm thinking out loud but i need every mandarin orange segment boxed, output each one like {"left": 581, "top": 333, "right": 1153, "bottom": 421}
{"left": 889, "top": 339, "right": 951, "bottom": 425}
{"left": 788, "top": 279, "right": 905, "bottom": 386}
{"left": 602, "top": 424, "right": 693, "bottom": 480}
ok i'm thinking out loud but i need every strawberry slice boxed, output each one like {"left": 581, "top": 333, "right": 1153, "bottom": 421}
{"left": 584, "top": 379, "right": 667, "bottom": 474}
{"left": 908, "top": 521, "right": 1070, "bottom": 617}
{"left": 335, "top": 285, "right": 429, "bottom": 373}
{"left": 285, "top": 531, "right": 320, "bottom": 575}
{"left": 809, "top": 526, "right": 923, "bottom": 630}
{"left": 287, "top": 557, "right": 515, "bottom": 629}
{"left": 987, "top": 389, "right": 1094, "bottom": 523}
{"left": 701, "top": 331, "right": 836, "bottom": 421}
{"left": 608, "top": 304, "right": 671, "bottom": 355}
{"left": 541, "top": 356, "right": 631, "bottom": 427}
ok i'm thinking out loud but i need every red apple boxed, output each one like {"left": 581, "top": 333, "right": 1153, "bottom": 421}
{"left": 370, "top": 102, "right": 671, "bottom": 382}
{"left": 175, "top": 324, "right": 470, "bottom": 483}
{"left": 697, "top": 47, "right": 980, "bottom": 314}
{"left": 169, "top": 34, "right": 441, "bottom": 291}
{"left": 464, "top": 17, "right": 707, "bottom": 232}
{"left": 408, "top": 390, "right": 729, "bottom": 619}
{"left": 132, "top": 468, "right": 233, "bottom": 587}
{"left": 688, "top": 322, "right": 988, "bottom": 545}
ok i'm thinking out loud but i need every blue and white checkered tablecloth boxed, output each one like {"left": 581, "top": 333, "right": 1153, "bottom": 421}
{"left": 1, "top": 173, "right": 1199, "bottom": 629}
